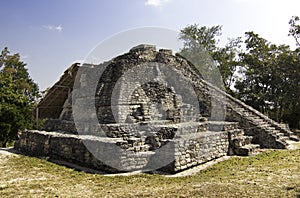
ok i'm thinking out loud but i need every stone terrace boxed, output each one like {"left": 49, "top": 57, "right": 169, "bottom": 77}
{"left": 15, "top": 44, "right": 299, "bottom": 174}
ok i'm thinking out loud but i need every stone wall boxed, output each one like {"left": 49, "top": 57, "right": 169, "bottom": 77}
{"left": 72, "top": 45, "right": 295, "bottom": 148}
{"left": 15, "top": 127, "right": 230, "bottom": 173}
{"left": 61, "top": 45, "right": 209, "bottom": 125}
{"left": 164, "top": 131, "right": 229, "bottom": 172}
{"left": 15, "top": 44, "right": 298, "bottom": 174}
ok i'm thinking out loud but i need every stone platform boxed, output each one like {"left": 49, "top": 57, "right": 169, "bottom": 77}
{"left": 16, "top": 44, "right": 298, "bottom": 174}
{"left": 15, "top": 121, "right": 260, "bottom": 173}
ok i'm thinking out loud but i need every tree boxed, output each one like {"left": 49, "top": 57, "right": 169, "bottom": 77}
{"left": 235, "top": 32, "right": 276, "bottom": 113}
{"left": 235, "top": 31, "right": 300, "bottom": 128}
{"left": 276, "top": 48, "right": 300, "bottom": 128}
{"left": 179, "top": 24, "right": 241, "bottom": 91}
{"left": 213, "top": 37, "right": 242, "bottom": 92}
{"left": 289, "top": 16, "right": 300, "bottom": 47}
{"left": 179, "top": 19, "right": 300, "bottom": 129}
{"left": 179, "top": 24, "right": 222, "bottom": 52}
{"left": 0, "top": 47, "right": 39, "bottom": 147}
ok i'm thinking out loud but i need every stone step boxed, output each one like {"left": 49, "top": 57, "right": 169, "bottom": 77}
{"left": 234, "top": 108, "right": 252, "bottom": 115}
{"left": 127, "top": 137, "right": 145, "bottom": 145}
{"left": 228, "top": 129, "right": 245, "bottom": 138}
{"left": 251, "top": 121, "right": 267, "bottom": 126}
{"left": 174, "top": 131, "right": 230, "bottom": 144}
{"left": 278, "top": 136, "right": 289, "bottom": 142}
{"left": 198, "top": 117, "right": 209, "bottom": 122}
{"left": 289, "top": 135, "right": 300, "bottom": 142}
{"left": 115, "top": 137, "right": 146, "bottom": 149}
{"left": 282, "top": 130, "right": 294, "bottom": 137}
{"left": 266, "top": 129, "right": 284, "bottom": 136}
{"left": 274, "top": 132, "right": 285, "bottom": 138}
{"left": 234, "top": 107, "right": 247, "bottom": 112}
{"left": 248, "top": 117, "right": 265, "bottom": 122}
{"left": 127, "top": 144, "right": 151, "bottom": 152}
{"left": 267, "top": 127, "right": 277, "bottom": 131}
{"left": 261, "top": 124, "right": 280, "bottom": 133}
{"left": 174, "top": 122, "right": 208, "bottom": 135}
{"left": 175, "top": 131, "right": 216, "bottom": 139}
{"left": 82, "top": 136, "right": 124, "bottom": 143}
{"left": 274, "top": 139, "right": 288, "bottom": 149}
{"left": 181, "top": 117, "right": 198, "bottom": 122}
{"left": 208, "top": 121, "right": 239, "bottom": 131}
{"left": 232, "top": 136, "right": 253, "bottom": 148}
{"left": 234, "top": 144, "right": 260, "bottom": 156}
{"left": 264, "top": 127, "right": 279, "bottom": 133}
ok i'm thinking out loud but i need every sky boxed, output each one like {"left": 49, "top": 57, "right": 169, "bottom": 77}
{"left": 1, "top": 0, "right": 299, "bottom": 90}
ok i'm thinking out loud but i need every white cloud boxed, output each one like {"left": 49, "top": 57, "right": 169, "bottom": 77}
{"left": 145, "top": 0, "right": 170, "bottom": 7}
{"left": 42, "top": 25, "right": 63, "bottom": 32}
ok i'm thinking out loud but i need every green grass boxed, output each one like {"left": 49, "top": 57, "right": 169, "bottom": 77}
{"left": 0, "top": 148, "right": 299, "bottom": 197}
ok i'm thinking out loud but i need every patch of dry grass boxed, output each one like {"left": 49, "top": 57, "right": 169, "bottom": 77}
{"left": 0, "top": 148, "right": 299, "bottom": 197}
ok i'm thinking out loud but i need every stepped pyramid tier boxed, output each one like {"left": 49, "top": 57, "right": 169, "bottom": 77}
{"left": 15, "top": 44, "right": 299, "bottom": 173}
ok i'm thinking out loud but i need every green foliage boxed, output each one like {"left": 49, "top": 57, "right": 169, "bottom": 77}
{"left": 179, "top": 24, "right": 241, "bottom": 91}
{"left": 0, "top": 47, "right": 39, "bottom": 147}
{"left": 213, "top": 37, "right": 242, "bottom": 92}
{"left": 179, "top": 24, "right": 222, "bottom": 52}
{"left": 235, "top": 31, "right": 300, "bottom": 128}
{"left": 179, "top": 24, "right": 223, "bottom": 88}
{"left": 0, "top": 123, "right": 11, "bottom": 147}
{"left": 179, "top": 16, "right": 300, "bottom": 129}
{"left": 289, "top": 16, "right": 300, "bottom": 46}
{"left": 235, "top": 31, "right": 277, "bottom": 112}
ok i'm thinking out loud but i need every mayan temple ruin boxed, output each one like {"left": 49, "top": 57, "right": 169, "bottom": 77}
{"left": 14, "top": 44, "right": 299, "bottom": 173}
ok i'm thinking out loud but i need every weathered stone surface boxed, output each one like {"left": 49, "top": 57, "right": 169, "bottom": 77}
{"left": 14, "top": 44, "right": 298, "bottom": 174}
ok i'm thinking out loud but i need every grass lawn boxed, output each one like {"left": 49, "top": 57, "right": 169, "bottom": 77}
{"left": 0, "top": 146, "right": 299, "bottom": 197}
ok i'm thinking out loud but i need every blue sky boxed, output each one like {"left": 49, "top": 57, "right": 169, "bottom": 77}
{"left": 1, "top": 0, "right": 299, "bottom": 90}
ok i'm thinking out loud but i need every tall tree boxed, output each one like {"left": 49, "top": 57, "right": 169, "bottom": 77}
{"left": 179, "top": 24, "right": 241, "bottom": 91}
{"left": 179, "top": 19, "right": 300, "bottom": 129}
{"left": 0, "top": 47, "right": 39, "bottom": 147}
{"left": 235, "top": 32, "right": 276, "bottom": 113}
{"left": 276, "top": 47, "right": 300, "bottom": 128}
{"left": 213, "top": 37, "right": 242, "bottom": 92}
{"left": 235, "top": 31, "right": 300, "bottom": 128}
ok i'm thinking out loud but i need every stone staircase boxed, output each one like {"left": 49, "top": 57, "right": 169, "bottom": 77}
{"left": 43, "top": 118, "right": 262, "bottom": 158}
{"left": 107, "top": 120, "right": 262, "bottom": 158}
{"left": 26, "top": 45, "right": 299, "bottom": 174}
{"left": 171, "top": 52, "right": 299, "bottom": 150}
{"left": 227, "top": 105, "right": 298, "bottom": 149}
{"left": 183, "top": 69, "right": 299, "bottom": 149}
{"left": 207, "top": 121, "right": 260, "bottom": 156}
{"left": 228, "top": 129, "right": 260, "bottom": 156}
